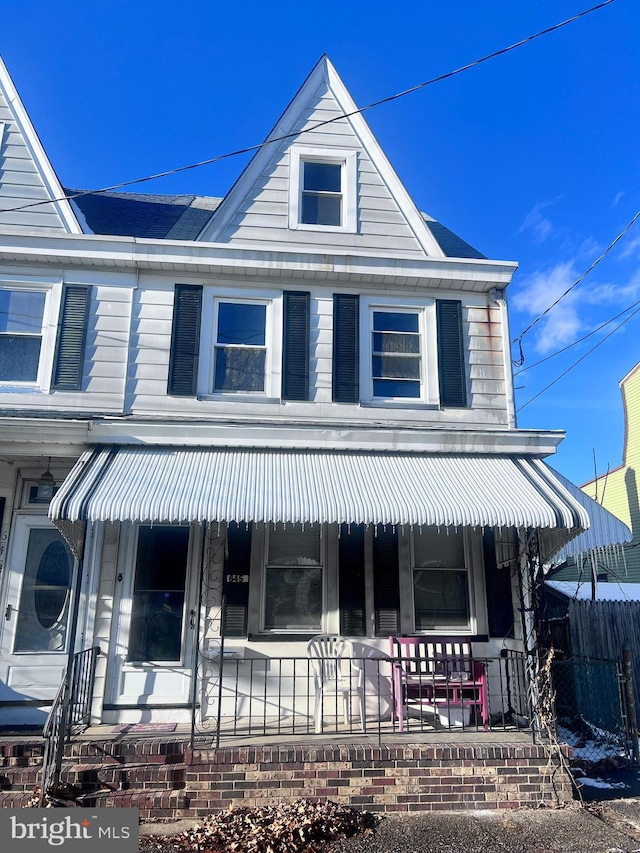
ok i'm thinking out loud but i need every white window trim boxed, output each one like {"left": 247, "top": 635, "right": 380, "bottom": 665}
{"left": 404, "top": 528, "right": 486, "bottom": 636}
{"left": 249, "top": 523, "right": 328, "bottom": 635}
{"left": 0, "top": 276, "right": 62, "bottom": 393}
{"left": 359, "top": 296, "right": 439, "bottom": 406}
{"left": 107, "top": 523, "right": 201, "bottom": 706}
{"left": 198, "top": 287, "right": 282, "bottom": 400}
{"left": 289, "top": 146, "right": 357, "bottom": 233}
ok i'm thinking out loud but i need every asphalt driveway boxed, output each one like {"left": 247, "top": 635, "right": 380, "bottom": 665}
{"left": 140, "top": 799, "right": 640, "bottom": 853}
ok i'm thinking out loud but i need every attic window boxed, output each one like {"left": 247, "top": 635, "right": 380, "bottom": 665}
{"left": 301, "top": 162, "right": 342, "bottom": 226}
{"left": 289, "top": 147, "right": 356, "bottom": 233}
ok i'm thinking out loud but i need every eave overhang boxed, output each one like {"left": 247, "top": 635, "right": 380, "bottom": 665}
{"left": 0, "top": 229, "right": 518, "bottom": 291}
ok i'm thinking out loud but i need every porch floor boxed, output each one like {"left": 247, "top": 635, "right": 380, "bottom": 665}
{"left": 77, "top": 721, "right": 534, "bottom": 747}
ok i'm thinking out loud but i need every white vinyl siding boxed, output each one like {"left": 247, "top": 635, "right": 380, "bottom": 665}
{"left": 0, "top": 91, "right": 71, "bottom": 231}
{"left": 215, "top": 86, "right": 426, "bottom": 254}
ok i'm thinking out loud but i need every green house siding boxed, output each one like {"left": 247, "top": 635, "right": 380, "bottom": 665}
{"left": 554, "top": 364, "right": 640, "bottom": 583}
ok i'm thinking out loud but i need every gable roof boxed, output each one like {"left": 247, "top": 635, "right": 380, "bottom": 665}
{"left": 67, "top": 190, "right": 222, "bottom": 240}
{"left": 422, "top": 215, "right": 486, "bottom": 260}
{"left": 198, "top": 56, "right": 445, "bottom": 256}
{"left": 0, "top": 56, "right": 80, "bottom": 233}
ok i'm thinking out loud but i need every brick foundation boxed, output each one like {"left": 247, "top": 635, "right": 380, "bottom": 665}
{"left": 1, "top": 738, "right": 574, "bottom": 816}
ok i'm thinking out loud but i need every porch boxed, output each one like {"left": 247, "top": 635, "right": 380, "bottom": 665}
{"left": 0, "top": 642, "right": 579, "bottom": 816}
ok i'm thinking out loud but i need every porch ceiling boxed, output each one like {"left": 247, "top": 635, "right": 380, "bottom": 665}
{"left": 49, "top": 445, "right": 590, "bottom": 533}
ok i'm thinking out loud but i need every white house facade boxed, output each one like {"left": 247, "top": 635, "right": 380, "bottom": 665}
{"left": 0, "top": 55, "right": 628, "bottom": 731}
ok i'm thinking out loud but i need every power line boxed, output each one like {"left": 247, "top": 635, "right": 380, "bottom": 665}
{"left": 516, "top": 302, "right": 640, "bottom": 412}
{"left": 513, "top": 296, "right": 640, "bottom": 376}
{"left": 5, "top": 0, "right": 617, "bottom": 216}
{"left": 513, "top": 207, "right": 640, "bottom": 366}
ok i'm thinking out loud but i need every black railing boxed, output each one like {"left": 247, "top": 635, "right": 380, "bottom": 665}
{"left": 194, "top": 650, "right": 531, "bottom": 742}
{"left": 40, "top": 646, "right": 100, "bottom": 802}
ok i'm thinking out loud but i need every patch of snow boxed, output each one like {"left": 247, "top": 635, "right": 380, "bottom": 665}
{"left": 578, "top": 777, "right": 629, "bottom": 789}
{"left": 545, "top": 581, "right": 640, "bottom": 602}
{"left": 557, "top": 724, "right": 625, "bottom": 761}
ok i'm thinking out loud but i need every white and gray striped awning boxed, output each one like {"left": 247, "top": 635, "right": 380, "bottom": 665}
{"left": 50, "top": 446, "right": 591, "bottom": 532}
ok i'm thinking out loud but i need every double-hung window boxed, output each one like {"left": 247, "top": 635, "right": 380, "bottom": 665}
{"left": 412, "top": 528, "right": 471, "bottom": 631}
{"left": 372, "top": 310, "right": 422, "bottom": 399}
{"left": 301, "top": 162, "right": 342, "bottom": 226}
{"left": 289, "top": 147, "right": 356, "bottom": 233}
{"left": 263, "top": 524, "right": 323, "bottom": 631}
{"left": 361, "top": 298, "right": 439, "bottom": 405}
{"left": 0, "top": 288, "right": 47, "bottom": 384}
{"left": 213, "top": 300, "right": 268, "bottom": 393}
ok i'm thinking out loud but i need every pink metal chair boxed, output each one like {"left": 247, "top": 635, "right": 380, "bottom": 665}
{"left": 389, "top": 636, "right": 488, "bottom": 732}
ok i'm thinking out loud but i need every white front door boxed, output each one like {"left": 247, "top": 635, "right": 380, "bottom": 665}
{"left": 107, "top": 524, "right": 198, "bottom": 713}
{"left": 0, "top": 516, "right": 76, "bottom": 724}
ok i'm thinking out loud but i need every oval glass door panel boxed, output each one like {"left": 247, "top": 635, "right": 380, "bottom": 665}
{"left": 14, "top": 528, "right": 74, "bottom": 652}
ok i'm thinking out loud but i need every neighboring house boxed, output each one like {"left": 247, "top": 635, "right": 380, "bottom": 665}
{"left": 0, "top": 54, "right": 629, "bottom": 731}
{"left": 550, "top": 362, "right": 640, "bottom": 586}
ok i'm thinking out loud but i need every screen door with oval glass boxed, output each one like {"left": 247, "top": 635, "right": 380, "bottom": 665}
{"left": 0, "top": 516, "right": 76, "bottom": 721}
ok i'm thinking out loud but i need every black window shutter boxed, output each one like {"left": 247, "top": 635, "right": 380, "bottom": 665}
{"left": 483, "top": 528, "right": 514, "bottom": 638}
{"left": 282, "top": 291, "right": 310, "bottom": 400}
{"left": 332, "top": 294, "right": 359, "bottom": 403}
{"left": 373, "top": 526, "right": 400, "bottom": 636}
{"left": 168, "top": 284, "right": 202, "bottom": 396}
{"left": 339, "top": 524, "right": 366, "bottom": 636}
{"left": 436, "top": 299, "right": 467, "bottom": 407}
{"left": 51, "top": 285, "right": 91, "bottom": 390}
{"left": 223, "top": 523, "right": 252, "bottom": 637}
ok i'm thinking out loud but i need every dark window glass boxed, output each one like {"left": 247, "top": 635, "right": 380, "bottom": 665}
{"left": 0, "top": 337, "right": 42, "bottom": 381}
{"left": 264, "top": 525, "right": 322, "bottom": 631}
{"left": 214, "top": 302, "right": 267, "bottom": 392}
{"left": 413, "top": 528, "right": 469, "bottom": 629}
{"left": 0, "top": 290, "right": 45, "bottom": 333}
{"left": 301, "top": 194, "right": 341, "bottom": 226}
{"left": 372, "top": 355, "right": 421, "bottom": 380}
{"left": 0, "top": 290, "right": 45, "bottom": 382}
{"left": 372, "top": 311, "right": 421, "bottom": 398}
{"left": 303, "top": 162, "right": 341, "bottom": 192}
{"left": 301, "top": 162, "right": 342, "bottom": 226}
{"left": 128, "top": 527, "right": 189, "bottom": 662}
{"left": 217, "top": 303, "right": 266, "bottom": 346}
{"left": 373, "top": 312, "right": 419, "bottom": 333}
{"left": 372, "top": 332, "right": 420, "bottom": 354}
{"left": 214, "top": 348, "right": 266, "bottom": 392}
{"left": 373, "top": 378, "right": 421, "bottom": 398}
{"left": 414, "top": 569, "right": 469, "bottom": 629}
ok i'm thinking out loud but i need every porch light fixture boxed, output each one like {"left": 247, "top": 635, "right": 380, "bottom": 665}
{"left": 36, "top": 458, "right": 55, "bottom": 502}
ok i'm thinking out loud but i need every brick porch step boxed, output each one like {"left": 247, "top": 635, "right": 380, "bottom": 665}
{"left": 0, "top": 739, "right": 46, "bottom": 766}
{"left": 62, "top": 737, "right": 190, "bottom": 765}
{"left": 60, "top": 761, "right": 187, "bottom": 791}
{"left": 76, "top": 788, "right": 190, "bottom": 818}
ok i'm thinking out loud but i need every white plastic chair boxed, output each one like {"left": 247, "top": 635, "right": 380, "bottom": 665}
{"left": 306, "top": 635, "right": 365, "bottom": 733}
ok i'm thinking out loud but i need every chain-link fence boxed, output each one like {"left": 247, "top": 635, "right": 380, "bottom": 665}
{"left": 551, "top": 656, "right": 630, "bottom": 767}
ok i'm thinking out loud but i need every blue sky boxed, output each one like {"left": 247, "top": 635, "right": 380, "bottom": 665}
{"left": 2, "top": 0, "right": 639, "bottom": 486}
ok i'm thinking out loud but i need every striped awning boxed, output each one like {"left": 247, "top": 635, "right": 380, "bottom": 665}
{"left": 50, "top": 445, "right": 591, "bottom": 532}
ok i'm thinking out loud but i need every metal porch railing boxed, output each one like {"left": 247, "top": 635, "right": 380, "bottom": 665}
{"left": 40, "top": 646, "right": 100, "bottom": 802}
{"left": 191, "top": 649, "right": 531, "bottom": 744}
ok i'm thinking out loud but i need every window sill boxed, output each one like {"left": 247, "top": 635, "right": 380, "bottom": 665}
{"left": 248, "top": 633, "right": 320, "bottom": 642}
{"left": 360, "top": 400, "right": 439, "bottom": 410}
{"left": 198, "top": 394, "right": 281, "bottom": 404}
{"left": 0, "top": 385, "right": 45, "bottom": 394}
{"left": 291, "top": 222, "right": 356, "bottom": 235}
